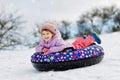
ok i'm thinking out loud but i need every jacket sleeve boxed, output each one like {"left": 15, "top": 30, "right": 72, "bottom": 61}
{"left": 35, "top": 42, "right": 43, "bottom": 52}
{"left": 49, "top": 39, "right": 66, "bottom": 53}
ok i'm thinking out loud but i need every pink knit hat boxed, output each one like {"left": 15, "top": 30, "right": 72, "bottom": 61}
{"left": 41, "top": 22, "right": 57, "bottom": 34}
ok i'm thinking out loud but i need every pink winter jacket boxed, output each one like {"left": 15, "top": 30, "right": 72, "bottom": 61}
{"left": 36, "top": 29, "right": 71, "bottom": 53}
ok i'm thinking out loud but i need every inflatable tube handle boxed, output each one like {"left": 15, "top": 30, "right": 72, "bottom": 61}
{"left": 62, "top": 47, "right": 74, "bottom": 52}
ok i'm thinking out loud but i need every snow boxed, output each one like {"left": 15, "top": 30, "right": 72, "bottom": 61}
{"left": 93, "top": 16, "right": 103, "bottom": 26}
{"left": 0, "top": 32, "right": 120, "bottom": 80}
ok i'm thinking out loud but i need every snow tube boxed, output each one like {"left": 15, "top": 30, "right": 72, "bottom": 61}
{"left": 31, "top": 44, "right": 104, "bottom": 71}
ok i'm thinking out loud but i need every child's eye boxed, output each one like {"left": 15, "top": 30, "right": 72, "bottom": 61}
{"left": 47, "top": 33, "right": 49, "bottom": 35}
{"left": 42, "top": 34, "right": 45, "bottom": 35}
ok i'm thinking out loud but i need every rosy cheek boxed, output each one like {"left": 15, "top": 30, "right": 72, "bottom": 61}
{"left": 42, "top": 36, "right": 45, "bottom": 39}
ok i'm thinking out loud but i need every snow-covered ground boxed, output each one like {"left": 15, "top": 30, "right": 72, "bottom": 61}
{"left": 0, "top": 32, "right": 120, "bottom": 80}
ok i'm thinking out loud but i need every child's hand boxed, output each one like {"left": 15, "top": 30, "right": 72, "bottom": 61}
{"left": 42, "top": 48, "right": 49, "bottom": 53}
{"left": 44, "top": 50, "right": 50, "bottom": 55}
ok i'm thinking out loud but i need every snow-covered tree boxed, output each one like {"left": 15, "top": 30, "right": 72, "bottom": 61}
{"left": 59, "top": 20, "right": 71, "bottom": 40}
{"left": 77, "top": 18, "right": 93, "bottom": 36}
{"left": 76, "top": 5, "right": 120, "bottom": 35}
{"left": 0, "top": 5, "right": 25, "bottom": 49}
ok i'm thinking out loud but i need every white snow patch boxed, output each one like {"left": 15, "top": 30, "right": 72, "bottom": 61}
{"left": 0, "top": 32, "right": 120, "bottom": 80}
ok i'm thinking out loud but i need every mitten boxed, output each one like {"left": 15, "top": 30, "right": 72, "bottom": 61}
{"left": 42, "top": 48, "right": 49, "bottom": 53}
{"left": 44, "top": 50, "right": 50, "bottom": 55}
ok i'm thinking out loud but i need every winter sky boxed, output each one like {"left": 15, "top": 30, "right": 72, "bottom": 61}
{"left": 0, "top": 0, "right": 120, "bottom": 24}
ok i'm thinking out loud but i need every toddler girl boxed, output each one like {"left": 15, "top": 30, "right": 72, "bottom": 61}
{"left": 36, "top": 22, "right": 71, "bottom": 55}
{"left": 36, "top": 22, "right": 101, "bottom": 55}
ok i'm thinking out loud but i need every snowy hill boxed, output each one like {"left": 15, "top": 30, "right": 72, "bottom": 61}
{"left": 0, "top": 32, "right": 120, "bottom": 80}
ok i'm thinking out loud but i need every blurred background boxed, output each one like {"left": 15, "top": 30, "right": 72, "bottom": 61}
{"left": 0, "top": 0, "right": 120, "bottom": 50}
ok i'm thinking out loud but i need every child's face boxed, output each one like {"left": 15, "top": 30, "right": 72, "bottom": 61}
{"left": 41, "top": 30, "right": 53, "bottom": 41}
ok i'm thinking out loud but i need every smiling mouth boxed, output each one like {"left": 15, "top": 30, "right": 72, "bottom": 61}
{"left": 45, "top": 37, "right": 49, "bottom": 39}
